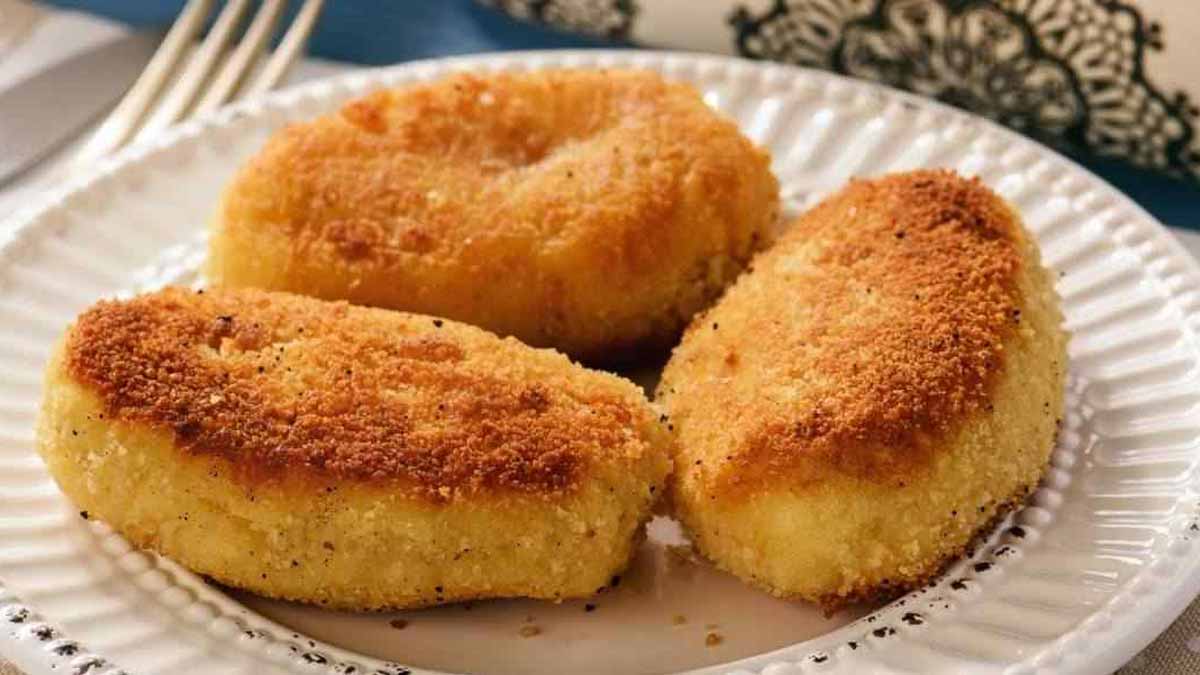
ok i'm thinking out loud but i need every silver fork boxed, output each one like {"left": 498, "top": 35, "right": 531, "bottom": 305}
{"left": 72, "top": 0, "right": 324, "bottom": 168}
{"left": 0, "top": 0, "right": 42, "bottom": 66}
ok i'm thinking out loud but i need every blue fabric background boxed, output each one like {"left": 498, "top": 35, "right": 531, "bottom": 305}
{"left": 45, "top": 0, "right": 1198, "bottom": 228}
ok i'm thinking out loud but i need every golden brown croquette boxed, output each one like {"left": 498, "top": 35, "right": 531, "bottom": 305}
{"left": 208, "top": 69, "right": 780, "bottom": 363}
{"left": 38, "top": 287, "right": 671, "bottom": 610}
{"left": 658, "top": 170, "right": 1067, "bottom": 609}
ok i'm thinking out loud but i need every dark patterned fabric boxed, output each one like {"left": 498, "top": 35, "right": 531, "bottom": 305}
{"left": 481, "top": 0, "right": 637, "bottom": 39}
{"left": 731, "top": 0, "right": 1200, "bottom": 180}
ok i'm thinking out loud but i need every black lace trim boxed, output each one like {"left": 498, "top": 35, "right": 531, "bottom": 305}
{"left": 482, "top": 0, "right": 638, "bottom": 40}
{"left": 732, "top": 0, "right": 1200, "bottom": 180}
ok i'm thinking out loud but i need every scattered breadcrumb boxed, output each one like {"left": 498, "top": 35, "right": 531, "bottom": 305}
{"left": 671, "top": 614, "right": 687, "bottom": 625}
{"left": 388, "top": 619, "right": 408, "bottom": 630}
{"left": 667, "top": 544, "right": 696, "bottom": 563}
{"left": 519, "top": 625, "right": 542, "bottom": 638}
{"left": 705, "top": 631, "right": 723, "bottom": 647}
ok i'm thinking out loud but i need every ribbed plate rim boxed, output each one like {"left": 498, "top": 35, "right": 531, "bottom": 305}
{"left": 0, "top": 49, "right": 1198, "bottom": 675}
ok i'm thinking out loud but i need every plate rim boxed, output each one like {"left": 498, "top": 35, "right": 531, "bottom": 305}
{"left": 2, "top": 48, "right": 1199, "bottom": 675}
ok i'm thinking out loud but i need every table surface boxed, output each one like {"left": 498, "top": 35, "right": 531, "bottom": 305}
{"left": 1, "top": 2, "right": 1199, "bottom": 674}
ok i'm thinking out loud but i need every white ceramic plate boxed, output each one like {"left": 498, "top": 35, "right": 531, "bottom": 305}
{"left": 2, "top": 50, "right": 1200, "bottom": 675}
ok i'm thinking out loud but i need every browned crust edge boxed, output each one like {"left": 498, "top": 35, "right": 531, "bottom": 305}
{"left": 812, "top": 475, "right": 1043, "bottom": 614}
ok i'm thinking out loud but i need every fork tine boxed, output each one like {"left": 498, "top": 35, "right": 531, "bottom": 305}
{"left": 72, "top": 0, "right": 214, "bottom": 166}
{"left": 133, "top": 0, "right": 254, "bottom": 144}
{"left": 243, "top": 0, "right": 325, "bottom": 97}
{"left": 193, "top": 0, "right": 286, "bottom": 116}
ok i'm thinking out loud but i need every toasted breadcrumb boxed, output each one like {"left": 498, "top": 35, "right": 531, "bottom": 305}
{"left": 210, "top": 69, "right": 780, "bottom": 363}
{"left": 659, "top": 170, "right": 1067, "bottom": 608}
{"left": 39, "top": 287, "right": 671, "bottom": 610}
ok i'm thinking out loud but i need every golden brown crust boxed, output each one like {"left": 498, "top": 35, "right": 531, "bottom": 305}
{"left": 64, "top": 287, "right": 652, "bottom": 499}
{"left": 658, "top": 169, "right": 1065, "bottom": 609}
{"left": 661, "top": 170, "right": 1025, "bottom": 496}
{"left": 210, "top": 69, "right": 780, "bottom": 362}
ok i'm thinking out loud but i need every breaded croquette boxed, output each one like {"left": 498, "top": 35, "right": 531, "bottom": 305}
{"left": 38, "top": 287, "right": 671, "bottom": 610}
{"left": 209, "top": 69, "right": 779, "bottom": 363}
{"left": 658, "top": 170, "right": 1066, "bottom": 608}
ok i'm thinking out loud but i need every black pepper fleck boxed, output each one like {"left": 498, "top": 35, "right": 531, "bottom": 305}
{"left": 72, "top": 657, "right": 105, "bottom": 675}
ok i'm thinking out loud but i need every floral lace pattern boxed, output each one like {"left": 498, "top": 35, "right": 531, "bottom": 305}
{"left": 480, "top": 0, "right": 637, "bottom": 39}
{"left": 731, "top": 0, "right": 1200, "bottom": 179}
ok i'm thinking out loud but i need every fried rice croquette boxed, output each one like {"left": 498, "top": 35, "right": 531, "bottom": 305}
{"left": 208, "top": 69, "right": 780, "bottom": 363}
{"left": 38, "top": 287, "right": 671, "bottom": 610}
{"left": 658, "top": 170, "right": 1066, "bottom": 608}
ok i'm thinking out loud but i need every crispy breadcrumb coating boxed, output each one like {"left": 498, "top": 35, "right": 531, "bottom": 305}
{"left": 39, "top": 287, "right": 671, "bottom": 609}
{"left": 209, "top": 69, "right": 780, "bottom": 363}
{"left": 658, "top": 170, "right": 1066, "bottom": 608}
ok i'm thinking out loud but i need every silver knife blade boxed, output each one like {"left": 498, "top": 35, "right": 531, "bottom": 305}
{"left": 0, "top": 31, "right": 160, "bottom": 187}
